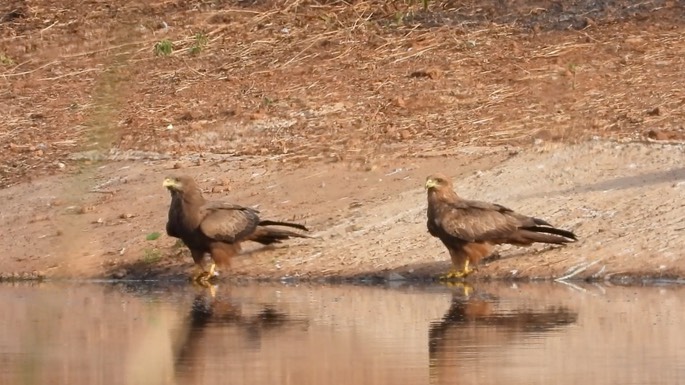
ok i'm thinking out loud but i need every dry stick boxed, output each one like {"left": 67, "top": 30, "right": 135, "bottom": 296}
{"left": 39, "top": 20, "right": 59, "bottom": 34}
{"left": 5, "top": 59, "right": 34, "bottom": 74}
{"left": 391, "top": 45, "right": 440, "bottom": 64}
{"left": 1, "top": 60, "right": 59, "bottom": 77}
{"left": 39, "top": 67, "right": 101, "bottom": 81}
{"left": 555, "top": 259, "right": 603, "bottom": 281}
{"left": 251, "top": 9, "right": 280, "bottom": 24}
{"left": 89, "top": 189, "right": 116, "bottom": 195}
{"left": 62, "top": 41, "right": 148, "bottom": 59}
{"left": 279, "top": 31, "right": 340, "bottom": 68}
{"left": 0, "top": 21, "right": 57, "bottom": 43}
{"left": 181, "top": 59, "right": 209, "bottom": 78}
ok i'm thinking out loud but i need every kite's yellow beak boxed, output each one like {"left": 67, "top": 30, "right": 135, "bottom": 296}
{"left": 163, "top": 177, "right": 178, "bottom": 189}
{"left": 425, "top": 178, "right": 438, "bottom": 189}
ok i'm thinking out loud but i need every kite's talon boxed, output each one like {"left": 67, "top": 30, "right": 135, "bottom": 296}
{"left": 191, "top": 264, "right": 218, "bottom": 287}
{"left": 191, "top": 265, "right": 205, "bottom": 282}
{"left": 193, "top": 273, "right": 213, "bottom": 288}
{"left": 439, "top": 269, "right": 467, "bottom": 281}
{"left": 440, "top": 260, "right": 476, "bottom": 281}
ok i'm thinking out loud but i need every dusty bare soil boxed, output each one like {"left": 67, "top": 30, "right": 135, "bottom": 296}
{"left": 1, "top": 0, "right": 684, "bottom": 282}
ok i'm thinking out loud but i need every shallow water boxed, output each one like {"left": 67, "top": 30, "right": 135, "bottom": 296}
{"left": 0, "top": 281, "right": 683, "bottom": 385}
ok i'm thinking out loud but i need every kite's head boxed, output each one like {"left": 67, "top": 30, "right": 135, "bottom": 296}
{"left": 163, "top": 175, "right": 205, "bottom": 203}
{"left": 425, "top": 173, "right": 451, "bottom": 190}
{"left": 163, "top": 175, "right": 193, "bottom": 192}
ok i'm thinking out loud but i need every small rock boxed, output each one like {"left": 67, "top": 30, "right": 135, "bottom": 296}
{"left": 646, "top": 107, "right": 661, "bottom": 116}
{"left": 211, "top": 186, "right": 229, "bottom": 193}
{"left": 345, "top": 224, "right": 363, "bottom": 233}
{"left": 77, "top": 205, "right": 95, "bottom": 214}
{"left": 112, "top": 269, "right": 127, "bottom": 279}
{"left": 624, "top": 36, "right": 644, "bottom": 45}
{"left": 250, "top": 112, "right": 267, "bottom": 121}
{"left": 409, "top": 68, "right": 442, "bottom": 79}
{"left": 28, "top": 215, "right": 49, "bottom": 223}
{"left": 386, "top": 272, "right": 406, "bottom": 281}
{"left": 189, "top": 121, "right": 207, "bottom": 131}
{"left": 64, "top": 205, "right": 93, "bottom": 214}
{"left": 392, "top": 97, "right": 407, "bottom": 108}
{"left": 645, "top": 129, "right": 684, "bottom": 141}
{"left": 173, "top": 162, "right": 183, "bottom": 169}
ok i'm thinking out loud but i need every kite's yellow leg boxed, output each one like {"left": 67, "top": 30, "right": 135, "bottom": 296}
{"left": 439, "top": 260, "right": 475, "bottom": 281}
{"left": 206, "top": 263, "right": 216, "bottom": 278}
{"left": 463, "top": 259, "right": 474, "bottom": 276}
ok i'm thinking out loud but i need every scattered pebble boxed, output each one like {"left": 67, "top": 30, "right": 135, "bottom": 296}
{"left": 112, "top": 269, "right": 127, "bottom": 279}
{"left": 386, "top": 272, "right": 406, "bottom": 281}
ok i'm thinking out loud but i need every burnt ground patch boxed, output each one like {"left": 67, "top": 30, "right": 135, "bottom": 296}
{"left": 403, "top": 0, "right": 685, "bottom": 30}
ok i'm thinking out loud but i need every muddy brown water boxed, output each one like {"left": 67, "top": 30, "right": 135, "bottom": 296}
{"left": 0, "top": 281, "right": 683, "bottom": 385}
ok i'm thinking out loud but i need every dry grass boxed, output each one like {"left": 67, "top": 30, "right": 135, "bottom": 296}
{"left": 1, "top": 0, "right": 685, "bottom": 188}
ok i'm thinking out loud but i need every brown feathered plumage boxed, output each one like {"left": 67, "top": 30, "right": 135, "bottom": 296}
{"left": 163, "top": 175, "right": 312, "bottom": 282}
{"left": 425, "top": 173, "right": 577, "bottom": 279}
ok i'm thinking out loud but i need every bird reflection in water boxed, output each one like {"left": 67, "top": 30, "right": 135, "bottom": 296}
{"left": 172, "top": 285, "right": 308, "bottom": 385}
{"left": 429, "top": 283, "right": 578, "bottom": 385}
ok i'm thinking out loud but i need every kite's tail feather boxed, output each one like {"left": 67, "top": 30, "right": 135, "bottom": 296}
{"left": 258, "top": 219, "right": 309, "bottom": 232}
{"left": 249, "top": 226, "right": 313, "bottom": 245}
{"left": 519, "top": 226, "right": 577, "bottom": 244}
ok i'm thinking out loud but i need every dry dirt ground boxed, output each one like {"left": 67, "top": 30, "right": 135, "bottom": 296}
{"left": 1, "top": 0, "right": 684, "bottom": 282}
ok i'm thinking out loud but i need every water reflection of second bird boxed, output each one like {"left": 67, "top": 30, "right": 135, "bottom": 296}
{"left": 429, "top": 283, "right": 579, "bottom": 385}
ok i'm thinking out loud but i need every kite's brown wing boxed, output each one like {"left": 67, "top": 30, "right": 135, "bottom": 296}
{"left": 436, "top": 199, "right": 526, "bottom": 242}
{"left": 198, "top": 203, "right": 260, "bottom": 242}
